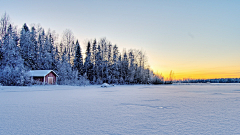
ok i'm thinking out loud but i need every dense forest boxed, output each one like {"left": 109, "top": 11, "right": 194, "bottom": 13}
{"left": 0, "top": 13, "right": 164, "bottom": 86}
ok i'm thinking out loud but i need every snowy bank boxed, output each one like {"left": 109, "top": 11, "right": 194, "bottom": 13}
{"left": 1, "top": 84, "right": 240, "bottom": 134}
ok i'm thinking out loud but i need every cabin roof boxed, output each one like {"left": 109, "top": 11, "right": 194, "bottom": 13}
{"left": 29, "top": 70, "right": 58, "bottom": 77}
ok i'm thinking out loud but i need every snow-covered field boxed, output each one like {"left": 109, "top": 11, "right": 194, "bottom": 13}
{"left": 1, "top": 84, "right": 240, "bottom": 134}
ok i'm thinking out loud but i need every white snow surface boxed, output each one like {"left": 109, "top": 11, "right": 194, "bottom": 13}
{"left": 1, "top": 84, "right": 240, "bottom": 134}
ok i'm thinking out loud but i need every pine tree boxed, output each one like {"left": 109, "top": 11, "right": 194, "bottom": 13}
{"left": 73, "top": 40, "right": 83, "bottom": 76}
{"left": 55, "top": 47, "right": 60, "bottom": 62}
{"left": 56, "top": 48, "right": 73, "bottom": 85}
{"left": 106, "top": 43, "right": 113, "bottom": 83}
{"left": 135, "top": 50, "right": 145, "bottom": 83}
{"left": 118, "top": 54, "right": 123, "bottom": 84}
{"left": 42, "top": 35, "right": 52, "bottom": 69}
{"left": 0, "top": 24, "right": 28, "bottom": 86}
{"left": 112, "top": 44, "right": 119, "bottom": 83}
{"left": 92, "top": 39, "right": 97, "bottom": 64}
{"left": 0, "top": 39, "right": 3, "bottom": 68}
{"left": 99, "top": 38, "right": 108, "bottom": 83}
{"left": 37, "top": 30, "right": 45, "bottom": 70}
{"left": 84, "top": 41, "right": 93, "bottom": 82}
{"left": 91, "top": 39, "right": 97, "bottom": 83}
{"left": 70, "top": 41, "right": 75, "bottom": 65}
{"left": 122, "top": 50, "right": 129, "bottom": 83}
{"left": 95, "top": 44, "right": 103, "bottom": 84}
{"left": 30, "top": 26, "right": 38, "bottom": 70}
{"left": 20, "top": 23, "right": 34, "bottom": 70}
{"left": 49, "top": 34, "right": 56, "bottom": 69}
{"left": 128, "top": 50, "right": 135, "bottom": 83}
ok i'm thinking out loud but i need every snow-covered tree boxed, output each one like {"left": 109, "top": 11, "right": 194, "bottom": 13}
{"left": 91, "top": 39, "right": 97, "bottom": 64}
{"left": 84, "top": 41, "right": 93, "bottom": 82}
{"left": 56, "top": 48, "right": 74, "bottom": 85}
{"left": 36, "top": 30, "right": 45, "bottom": 69}
{"left": 61, "top": 29, "right": 74, "bottom": 64}
{"left": 0, "top": 12, "right": 10, "bottom": 40}
{"left": 49, "top": 34, "right": 57, "bottom": 70}
{"left": 20, "top": 23, "right": 35, "bottom": 70}
{"left": 73, "top": 40, "right": 83, "bottom": 76}
{"left": 91, "top": 39, "right": 97, "bottom": 83}
{"left": 0, "top": 39, "right": 3, "bottom": 67}
{"left": 95, "top": 44, "right": 103, "bottom": 83}
{"left": 151, "top": 72, "right": 164, "bottom": 84}
{"left": 128, "top": 50, "right": 135, "bottom": 83}
{"left": 30, "top": 26, "right": 38, "bottom": 70}
{"left": 42, "top": 35, "right": 53, "bottom": 70}
{"left": 122, "top": 50, "right": 129, "bottom": 83}
{"left": 106, "top": 43, "right": 113, "bottom": 83}
{"left": 111, "top": 44, "right": 120, "bottom": 84}
{"left": 0, "top": 24, "right": 29, "bottom": 86}
{"left": 53, "top": 46, "right": 60, "bottom": 71}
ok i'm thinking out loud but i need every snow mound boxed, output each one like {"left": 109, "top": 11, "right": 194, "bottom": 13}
{"left": 101, "top": 83, "right": 115, "bottom": 87}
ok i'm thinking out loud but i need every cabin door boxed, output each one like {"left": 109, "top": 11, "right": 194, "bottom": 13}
{"left": 48, "top": 77, "right": 53, "bottom": 84}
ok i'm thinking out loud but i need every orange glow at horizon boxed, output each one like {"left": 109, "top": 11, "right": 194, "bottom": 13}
{"left": 152, "top": 66, "right": 240, "bottom": 80}
{"left": 174, "top": 71, "right": 240, "bottom": 80}
{"left": 150, "top": 52, "right": 240, "bottom": 80}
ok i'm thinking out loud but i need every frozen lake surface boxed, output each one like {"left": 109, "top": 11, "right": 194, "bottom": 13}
{"left": 1, "top": 84, "right": 240, "bottom": 134}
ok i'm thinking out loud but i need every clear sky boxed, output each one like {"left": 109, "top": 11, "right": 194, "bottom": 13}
{"left": 1, "top": 0, "right": 240, "bottom": 79}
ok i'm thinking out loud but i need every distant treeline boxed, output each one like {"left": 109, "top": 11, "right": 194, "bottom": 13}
{"left": 0, "top": 13, "right": 163, "bottom": 86}
{"left": 176, "top": 78, "right": 240, "bottom": 83}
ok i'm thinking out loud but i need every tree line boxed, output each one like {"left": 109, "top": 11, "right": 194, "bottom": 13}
{"left": 0, "top": 13, "right": 163, "bottom": 86}
{"left": 176, "top": 78, "right": 240, "bottom": 83}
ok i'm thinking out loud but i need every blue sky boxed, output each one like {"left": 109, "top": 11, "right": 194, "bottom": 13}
{"left": 1, "top": 0, "right": 240, "bottom": 79}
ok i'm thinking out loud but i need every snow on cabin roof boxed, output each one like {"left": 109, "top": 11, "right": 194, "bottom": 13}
{"left": 29, "top": 70, "right": 58, "bottom": 77}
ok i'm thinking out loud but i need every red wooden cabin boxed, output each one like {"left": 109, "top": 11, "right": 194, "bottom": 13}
{"left": 29, "top": 70, "right": 58, "bottom": 85}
